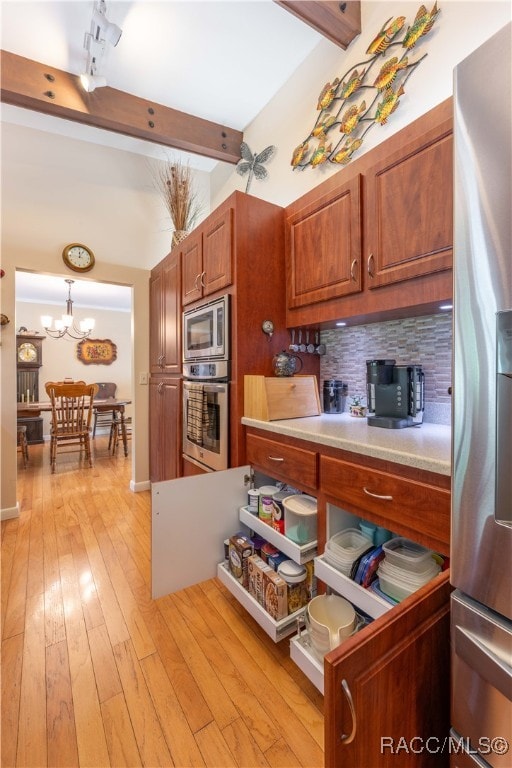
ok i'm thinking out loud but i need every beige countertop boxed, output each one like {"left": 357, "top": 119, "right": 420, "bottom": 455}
{"left": 242, "top": 413, "right": 451, "bottom": 476}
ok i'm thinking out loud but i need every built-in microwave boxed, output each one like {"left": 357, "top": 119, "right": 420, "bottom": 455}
{"left": 183, "top": 294, "right": 229, "bottom": 362}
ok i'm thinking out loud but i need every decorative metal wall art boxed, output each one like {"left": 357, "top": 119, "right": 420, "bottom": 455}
{"left": 291, "top": 2, "right": 440, "bottom": 170}
{"left": 236, "top": 143, "right": 276, "bottom": 192}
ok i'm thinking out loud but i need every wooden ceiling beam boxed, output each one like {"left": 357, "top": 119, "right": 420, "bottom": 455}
{"left": 0, "top": 50, "right": 243, "bottom": 165}
{"left": 274, "top": 0, "right": 361, "bottom": 49}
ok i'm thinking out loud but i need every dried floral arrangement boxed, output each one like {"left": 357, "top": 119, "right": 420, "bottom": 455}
{"left": 291, "top": 2, "right": 440, "bottom": 170}
{"left": 154, "top": 157, "right": 202, "bottom": 243}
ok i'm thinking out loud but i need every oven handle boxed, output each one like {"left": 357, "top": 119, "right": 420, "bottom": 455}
{"left": 184, "top": 382, "right": 227, "bottom": 393}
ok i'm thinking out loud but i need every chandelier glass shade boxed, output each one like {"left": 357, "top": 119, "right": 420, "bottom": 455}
{"left": 41, "top": 279, "right": 95, "bottom": 340}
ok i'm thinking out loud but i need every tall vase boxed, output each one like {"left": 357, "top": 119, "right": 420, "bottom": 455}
{"left": 172, "top": 229, "right": 188, "bottom": 247}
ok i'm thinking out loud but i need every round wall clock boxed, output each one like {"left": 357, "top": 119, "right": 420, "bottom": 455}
{"left": 62, "top": 243, "right": 95, "bottom": 273}
{"left": 16, "top": 335, "right": 43, "bottom": 367}
{"left": 18, "top": 341, "right": 37, "bottom": 363}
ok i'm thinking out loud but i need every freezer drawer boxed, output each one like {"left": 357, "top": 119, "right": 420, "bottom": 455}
{"left": 451, "top": 591, "right": 512, "bottom": 768}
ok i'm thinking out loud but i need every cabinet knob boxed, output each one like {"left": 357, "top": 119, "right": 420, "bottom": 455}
{"left": 367, "top": 253, "right": 375, "bottom": 278}
{"left": 340, "top": 679, "right": 357, "bottom": 744}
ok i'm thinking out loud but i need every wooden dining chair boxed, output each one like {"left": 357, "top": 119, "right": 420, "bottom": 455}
{"left": 110, "top": 413, "right": 132, "bottom": 455}
{"left": 45, "top": 382, "right": 98, "bottom": 473}
{"left": 92, "top": 382, "right": 117, "bottom": 437}
{"left": 17, "top": 424, "right": 29, "bottom": 468}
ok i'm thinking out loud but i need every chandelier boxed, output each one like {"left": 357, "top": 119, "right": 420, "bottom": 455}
{"left": 41, "top": 279, "right": 95, "bottom": 340}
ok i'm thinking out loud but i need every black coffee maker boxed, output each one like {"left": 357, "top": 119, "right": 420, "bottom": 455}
{"left": 366, "top": 359, "right": 425, "bottom": 428}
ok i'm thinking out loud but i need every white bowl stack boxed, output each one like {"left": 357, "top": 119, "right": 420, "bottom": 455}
{"left": 377, "top": 537, "right": 441, "bottom": 602}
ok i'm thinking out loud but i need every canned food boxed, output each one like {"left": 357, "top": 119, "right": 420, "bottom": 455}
{"left": 247, "top": 488, "right": 260, "bottom": 513}
{"left": 277, "top": 560, "right": 308, "bottom": 614}
{"left": 261, "top": 542, "right": 279, "bottom": 564}
{"left": 259, "top": 495, "right": 274, "bottom": 524}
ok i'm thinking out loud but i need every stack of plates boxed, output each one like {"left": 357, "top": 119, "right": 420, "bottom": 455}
{"left": 323, "top": 529, "right": 373, "bottom": 576}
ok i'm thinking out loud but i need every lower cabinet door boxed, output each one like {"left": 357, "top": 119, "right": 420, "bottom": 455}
{"left": 324, "top": 571, "right": 451, "bottom": 768}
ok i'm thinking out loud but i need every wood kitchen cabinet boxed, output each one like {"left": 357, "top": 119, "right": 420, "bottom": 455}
{"left": 286, "top": 175, "right": 362, "bottom": 309}
{"left": 324, "top": 572, "right": 450, "bottom": 767}
{"left": 244, "top": 425, "right": 451, "bottom": 767}
{"left": 285, "top": 98, "right": 454, "bottom": 329}
{"left": 149, "top": 376, "right": 181, "bottom": 482}
{"left": 149, "top": 248, "right": 182, "bottom": 481}
{"left": 181, "top": 206, "right": 233, "bottom": 305}
{"left": 179, "top": 190, "right": 319, "bottom": 468}
{"left": 364, "top": 116, "right": 453, "bottom": 290}
{"left": 150, "top": 249, "right": 181, "bottom": 374}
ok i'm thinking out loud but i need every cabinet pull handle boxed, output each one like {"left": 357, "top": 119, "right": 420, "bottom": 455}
{"left": 200, "top": 270, "right": 206, "bottom": 288}
{"left": 267, "top": 456, "right": 284, "bottom": 462}
{"left": 194, "top": 273, "right": 200, "bottom": 290}
{"left": 350, "top": 258, "right": 358, "bottom": 282}
{"left": 340, "top": 679, "right": 357, "bottom": 744}
{"left": 363, "top": 486, "right": 393, "bottom": 501}
{"left": 158, "top": 381, "right": 164, "bottom": 393}
{"left": 367, "top": 253, "right": 375, "bottom": 278}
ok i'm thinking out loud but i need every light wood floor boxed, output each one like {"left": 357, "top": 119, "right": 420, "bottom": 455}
{"left": 2, "top": 438, "right": 324, "bottom": 768}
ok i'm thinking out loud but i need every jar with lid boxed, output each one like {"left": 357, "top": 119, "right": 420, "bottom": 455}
{"left": 277, "top": 560, "right": 308, "bottom": 614}
{"left": 323, "top": 380, "right": 348, "bottom": 413}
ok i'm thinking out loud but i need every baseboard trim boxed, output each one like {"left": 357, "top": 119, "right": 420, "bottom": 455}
{"left": 130, "top": 479, "right": 151, "bottom": 493}
{"left": 1, "top": 502, "right": 20, "bottom": 521}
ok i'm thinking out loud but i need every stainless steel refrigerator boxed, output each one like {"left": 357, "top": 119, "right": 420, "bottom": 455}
{"left": 451, "top": 22, "right": 512, "bottom": 768}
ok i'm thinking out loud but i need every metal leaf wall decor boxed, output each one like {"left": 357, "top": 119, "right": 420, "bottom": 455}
{"left": 291, "top": 2, "right": 440, "bottom": 170}
{"left": 236, "top": 143, "right": 276, "bottom": 192}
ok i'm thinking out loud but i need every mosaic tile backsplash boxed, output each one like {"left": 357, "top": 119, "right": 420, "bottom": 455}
{"left": 320, "top": 312, "right": 453, "bottom": 424}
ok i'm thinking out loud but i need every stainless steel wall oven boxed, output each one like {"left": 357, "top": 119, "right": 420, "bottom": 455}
{"left": 182, "top": 294, "right": 230, "bottom": 472}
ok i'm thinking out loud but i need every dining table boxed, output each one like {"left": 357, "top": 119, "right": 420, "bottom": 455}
{"left": 17, "top": 398, "right": 132, "bottom": 456}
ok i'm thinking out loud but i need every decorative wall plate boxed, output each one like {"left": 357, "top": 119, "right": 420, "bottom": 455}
{"left": 76, "top": 338, "right": 117, "bottom": 365}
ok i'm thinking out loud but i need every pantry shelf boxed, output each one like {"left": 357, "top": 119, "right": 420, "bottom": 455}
{"left": 239, "top": 506, "right": 317, "bottom": 564}
{"left": 290, "top": 629, "right": 325, "bottom": 694}
{"left": 217, "top": 562, "right": 304, "bottom": 642}
{"left": 315, "top": 556, "right": 392, "bottom": 619}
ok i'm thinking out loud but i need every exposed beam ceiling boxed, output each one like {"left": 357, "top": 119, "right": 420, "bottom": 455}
{"left": 275, "top": 0, "right": 361, "bottom": 49}
{"left": 1, "top": 50, "right": 243, "bottom": 165}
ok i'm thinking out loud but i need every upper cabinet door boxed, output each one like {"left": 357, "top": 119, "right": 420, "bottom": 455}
{"left": 181, "top": 229, "right": 203, "bottom": 306}
{"left": 364, "top": 122, "right": 453, "bottom": 289}
{"left": 286, "top": 175, "right": 362, "bottom": 308}
{"left": 202, "top": 207, "right": 233, "bottom": 297}
{"left": 181, "top": 208, "right": 233, "bottom": 305}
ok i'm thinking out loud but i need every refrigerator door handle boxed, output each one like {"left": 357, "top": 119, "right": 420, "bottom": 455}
{"left": 454, "top": 623, "right": 512, "bottom": 701}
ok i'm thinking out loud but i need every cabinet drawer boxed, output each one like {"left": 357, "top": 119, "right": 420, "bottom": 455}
{"left": 246, "top": 434, "right": 318, "bottom": 490}
{"left": 321, "top": 455, "right": 450, "bottom": 553}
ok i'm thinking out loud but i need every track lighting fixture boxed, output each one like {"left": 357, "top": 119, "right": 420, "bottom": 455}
{"left": 80, "top": 0, "right": 122, "bottom": 93}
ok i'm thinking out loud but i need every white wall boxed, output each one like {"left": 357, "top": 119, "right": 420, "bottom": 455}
{"left": 211, "top": 1, "right": 511, "bottom": 207}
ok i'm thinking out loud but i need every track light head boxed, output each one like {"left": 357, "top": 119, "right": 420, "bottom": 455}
{"left": 92, "top": 8, "right": 122, "bottom": 46}
{"left": 80, "top": 72, "right": 108, "bottom": 92}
